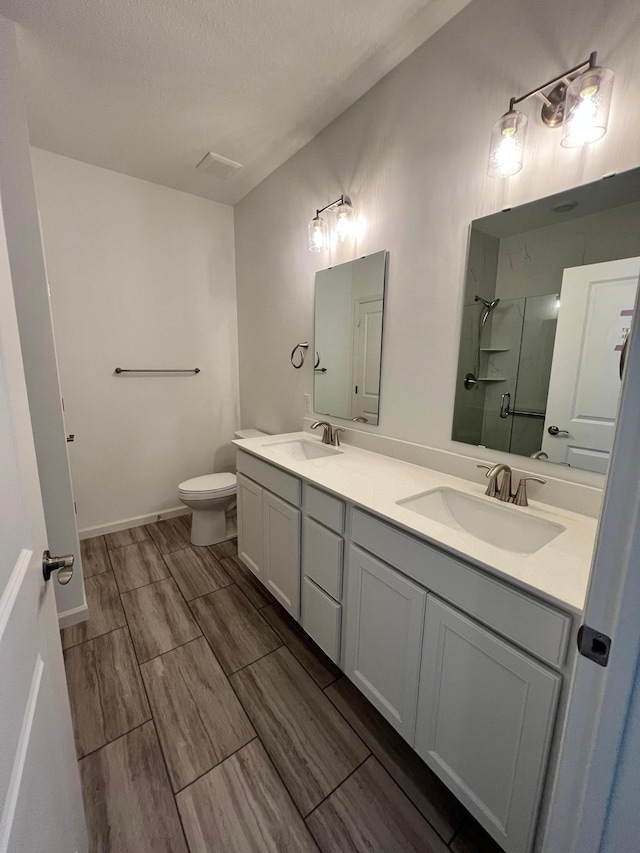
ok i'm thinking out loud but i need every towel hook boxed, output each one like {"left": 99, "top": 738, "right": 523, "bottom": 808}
{"left": 291, "top": 342, "right": 309, "bottom": 369}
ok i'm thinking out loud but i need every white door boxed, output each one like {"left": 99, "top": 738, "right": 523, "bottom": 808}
{"left": 345, "top": 545, "right": 426, "bottom": 742}
{"left": 542, "top": 257, "right": 640, "bottom": 472}
{"left": 0, "top": 205, "right": 87, "bottom": 850}
{"left": 262, "top": 491, "right": 301, "bottom": 619}
{"left": 352, "top": 298, "right": 383, "bottom": 424}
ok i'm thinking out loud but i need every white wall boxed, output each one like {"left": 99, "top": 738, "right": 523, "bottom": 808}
{"left": 31, "top": 150, "right": 239, "bottom": 534}
{"left": 234, "top": 0, "right": 640, "bottom": 488}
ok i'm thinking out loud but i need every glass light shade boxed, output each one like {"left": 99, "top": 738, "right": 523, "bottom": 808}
{"left": 308, "top": 215, "right": 328, "bottom": 252}
{"left": 561, "top": 66, "right": 614, "bottom": 148}
{"left": 335, "top": 199, "right": 354, "bottom": 242}
{"left": 487, "top": 110, "right": 528, "bottom": 178}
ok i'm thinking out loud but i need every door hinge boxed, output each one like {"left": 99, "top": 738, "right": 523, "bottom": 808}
{"left": 577, "top": 624, "right": 611, "bottom": 667}
{"left": 355, "top": 385, "right": 358, "bottom": 394}
{"left": 74, "top": 501, "right": 78, "bottom": 515}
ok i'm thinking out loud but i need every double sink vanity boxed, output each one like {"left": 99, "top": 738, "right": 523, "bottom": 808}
{"left": 233, "top": 430, "right": 596, "bottom": 853}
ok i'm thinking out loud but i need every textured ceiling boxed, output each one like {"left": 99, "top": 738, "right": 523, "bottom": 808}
{"left": 0, "top": 0, "right": 470, "bottom": 205}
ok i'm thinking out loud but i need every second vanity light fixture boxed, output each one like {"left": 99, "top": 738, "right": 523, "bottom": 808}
{"left": 488, "top": 52, "right": 614, "bottom": 178}
{"left": 308, "top": 194, "right": 354, "bottom": 252}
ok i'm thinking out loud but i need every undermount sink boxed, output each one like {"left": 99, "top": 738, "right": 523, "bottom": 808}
{"left": 264, "top": 439, "right": 342, "bottom": 461}
{"left": 396, "top": 487, "right": 565, "bottom": 555}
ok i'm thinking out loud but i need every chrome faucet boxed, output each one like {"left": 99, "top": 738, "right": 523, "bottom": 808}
{"left": 311, "top": 420, "right": 333, "bottom": 444}
{"left": 478, "top": 463, "right": 546, "bottom": 506}
{"left": 478, "top": 463, "right": 512, "bottom": 502}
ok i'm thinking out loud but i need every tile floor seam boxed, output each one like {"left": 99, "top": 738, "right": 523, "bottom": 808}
{"left": 321, "top": 681, "right": 462, "bottom": 847}
{"left": 74, "top": 717, "right": 152, "bottom": 763}
{"left": 222, "top": 642, "right": 286, "bottom": 678}
{"left": 303, "top": 752, "right": 371, "bottom": 821}
{"left": 260, "top": 610, "right": 340, "bottom": 690}
{"left": 105, "top": 529, "right": 151, "bottom": 551}
{"left": 117, "top": 573, "right": 175, "bottom": 597}
{"left": 62, "top": 617, "right": 127, "bottom": 651}
{"left": 172, "top": 735, "right": 260, "bottom": 796}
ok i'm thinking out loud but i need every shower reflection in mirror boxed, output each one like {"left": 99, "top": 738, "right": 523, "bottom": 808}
{"left": 313, "top": 251, "right": 388, "bottom": 426}
{"left": 453, "top": 168, "right": 640, "bottom": 473}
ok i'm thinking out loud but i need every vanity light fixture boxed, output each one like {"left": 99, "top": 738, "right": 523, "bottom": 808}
{"left": 308, "top": 194, "right": 354, "bottom": 252}
{"left": 488, "top": 52, "right": 614, "bottom": 178}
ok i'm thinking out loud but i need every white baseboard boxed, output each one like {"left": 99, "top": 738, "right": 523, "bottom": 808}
{"left": 58, "top": 603, "right": 89, "bottom": 629}
{"left": 78, "top": 506, "right": 190, "bottom": 540}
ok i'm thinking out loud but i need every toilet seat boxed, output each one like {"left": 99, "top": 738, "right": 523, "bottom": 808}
{"left": 178, "top": 472, "right": 237, "bottom": 500}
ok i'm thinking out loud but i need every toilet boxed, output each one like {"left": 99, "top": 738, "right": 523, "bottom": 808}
{"left": 178, "top": 429, "right": 267, "bottom": 547}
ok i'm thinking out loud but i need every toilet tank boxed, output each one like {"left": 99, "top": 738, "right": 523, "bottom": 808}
{"left": 234, "top": 429, "right": 268, "bottom": 439}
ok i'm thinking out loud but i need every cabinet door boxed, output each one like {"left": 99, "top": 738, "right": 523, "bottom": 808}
{"left": 415, "top": 596, "right": 561, "bottom": 853}
{"left": 237, "top": 473, "right": 264, "bottom": 578}
{"left": 345, "top": 546, "right": 426, "bottom": 742}
{"left": 263, "top": 490, "right": 301, "bottom": 619}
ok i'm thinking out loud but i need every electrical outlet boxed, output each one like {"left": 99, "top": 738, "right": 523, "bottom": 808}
{"left": 303, "top": 393, "right": 311, "bottom": 412}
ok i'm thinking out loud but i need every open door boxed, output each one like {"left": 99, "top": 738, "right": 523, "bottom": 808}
{"left": 0, "top": 197, "right": 87, "bottom": 849}
{"left": 542, "top": 269, "right": 640, "bottom": 852}
{"left": 542, "top": 257, "right": 639, "bottom": 472}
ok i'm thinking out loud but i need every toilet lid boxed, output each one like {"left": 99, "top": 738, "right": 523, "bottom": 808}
{"left": 178, "top": 472, "right": 237, "bottom": 494}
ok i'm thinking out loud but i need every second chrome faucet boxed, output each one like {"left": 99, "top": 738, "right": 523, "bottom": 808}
{"left": 477, "top": 463, "right": 545, "bottom": 507}
{"left": 311, "top": 421, "right": 345, "bottom": 447}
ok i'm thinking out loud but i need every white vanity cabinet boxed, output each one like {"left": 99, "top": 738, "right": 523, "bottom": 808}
{"left": 344, "top": 545, "right": 426, "bottom": 741}
{"left": 236, "top": 452, "right": 301, "bottom": 618}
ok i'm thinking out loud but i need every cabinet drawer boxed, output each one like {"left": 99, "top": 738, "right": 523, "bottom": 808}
{"left": 303, "top": 484, "right": 345, "bottom": 533}
{"left": 301, "top": 577, "right": 341, "bottom": 663}
{"left": 351, "top": 509, "right": 571, "bottom": 668}
{"left": 302, "top": 517, "right": 343, "bottom": 600}
{"left": 237, "top": 451, "right": 301, "bottom": 507}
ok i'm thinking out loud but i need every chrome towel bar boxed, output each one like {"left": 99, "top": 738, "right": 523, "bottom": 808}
{"left": 114, "top": 367, "right": 200, "bottom": 374}
{"left": 500, "top": 392, "right": 544, "bottom": 419}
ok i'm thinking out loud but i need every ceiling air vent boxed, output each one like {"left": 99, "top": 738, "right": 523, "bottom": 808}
{"left": 195, "top": 151, "right": 243, "bottom": 179}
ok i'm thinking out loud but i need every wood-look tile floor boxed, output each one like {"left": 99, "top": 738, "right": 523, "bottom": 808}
{"left": 64, "top": 521, "right": 504, "bottom": 853}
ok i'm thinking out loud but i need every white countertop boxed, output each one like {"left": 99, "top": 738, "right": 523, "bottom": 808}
{"left": 233, "top": 432, "right": 597, "bottom": 615}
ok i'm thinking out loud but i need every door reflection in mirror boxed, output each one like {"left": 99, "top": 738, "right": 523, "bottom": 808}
{"left": 314, "top": 251, "right": 388, "bottom": 426}
{"left": 453, "top": 168, "right": 640, "bottom": 473}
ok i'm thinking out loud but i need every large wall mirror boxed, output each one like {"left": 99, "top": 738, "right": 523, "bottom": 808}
{"left": 314, "top": 251, "right": 388, "bottom": 425}
{"left": 453, "top": 169, "right": 640, "bottom": 473}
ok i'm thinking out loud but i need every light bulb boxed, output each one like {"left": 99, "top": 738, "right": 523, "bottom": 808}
{"left": 488, "top": 110, "right": 528, "bottom": 178}
{"left": 335, "top": 199, "right": 354, "bottom": 242}
{"left": 561, "top": 66, "right": 614, "bottom": 148}
{"left": 308, "top": 215, "right": 328, "bottom": 252}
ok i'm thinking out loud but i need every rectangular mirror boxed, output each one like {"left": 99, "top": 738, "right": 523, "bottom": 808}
{"left": 453, "top": 169, "right": 640, "bottom": 473}
{"left": 314, "top": 251, "right": 388, "bottom": 425}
